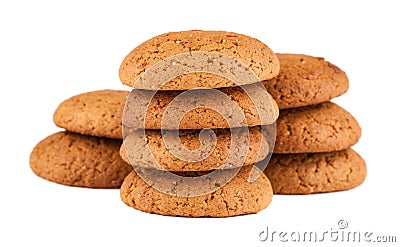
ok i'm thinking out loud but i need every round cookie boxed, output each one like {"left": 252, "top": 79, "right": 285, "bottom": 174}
{"left": 120, "top": 126, "right": 270, "bottom": 172}
{"left": 30, "top": 131, "right": 133, "bottom": 188}
{"left": 53, "top": 90, "right": 129, "bottom": 139}
{"left": 263, "top": 54, "right": 349, "bottom": 109}
{"left": 274, "top": 102, "right": 361, "bottom": 153}
{"left": 264, "top": 149, "right": 366, "bottom": 194}
{"left": 119, "top": 30, "right": 280, "bottom": 90}
{"left": 120, "top": 165, "right": 273, "bottom": 217}
{"left": 123, "top": 83, "right": 279, "bottom": 130}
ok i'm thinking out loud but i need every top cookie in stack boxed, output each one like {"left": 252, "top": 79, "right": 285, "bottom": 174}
{"left": 119, "top": 30, "right": 280, "bottom": 217}
{"left": 119, "top": 30, "right": 279, "bottom": 90}
{"left": 263, "top": 54, "right": 349, "bottom": 109}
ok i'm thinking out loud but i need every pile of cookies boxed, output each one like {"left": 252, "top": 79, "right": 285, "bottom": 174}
{"left": 118, "top": 30, "right": 281, "bottom": 217}
{"left": 261, "top": 54, "right": 366, "bottom": 194}
{"left": 30, "top": 90, "right": 133, "bottom": 188}
{"left": 30, "top": 30, "right": 366, "bottom": 218}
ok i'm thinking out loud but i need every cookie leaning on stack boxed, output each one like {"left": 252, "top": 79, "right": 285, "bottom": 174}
{"left": 119, "top": 30, "right": 280, "bottom": 217}
{"left": 30, "top": 90, "right": 133, "bottom": 188}
{"left": 258, "top": 54, "right": 366, "bottom": 194}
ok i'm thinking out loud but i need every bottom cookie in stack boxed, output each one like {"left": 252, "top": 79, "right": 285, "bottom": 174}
{"left": 263, "top": 149, "right": 366, "bottom": 194}
{"left": 30, "top": 131, "right": 132, "bottom": 188}
{"left": 120, "top": 165, "right": 273, "bottom": 217}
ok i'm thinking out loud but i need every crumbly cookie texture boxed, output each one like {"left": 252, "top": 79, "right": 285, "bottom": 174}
{"left": 30, "top": 131, "right": 132, "bottom": 188}
{"left": 53, "top": 90, "right": 129, "bottom": 139}
{"left": 263, "top": 54, "right": 349, "bottom": 109}
{"left": 264, "top": 149, "right": 366, "bottom": 194}
{"left": 123, "top": 83, "right": 279, "bottom": 130}
{"left": 120, "top": 126, "right": 270, "bottom": 172}
{"left": 120, "top": 166, "right": 273, "bottom": 217}
{"left": 274, "top": 102, "right": 361, "bottom": 153}
{"left": 119, "top": 30, "right": 280, "bottom": 90}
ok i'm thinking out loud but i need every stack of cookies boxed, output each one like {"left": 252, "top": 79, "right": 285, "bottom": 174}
{"left": 29, "top": 30, "right": 367, "bottom": 218}
{"left": 30, "top": 90, "right": 133, "bottom": 188}
{"left": 260, "top": 54, "right": 366, "bottom": 194}
{"left": 118, "top": 30, "right": 281, "bottom": 217}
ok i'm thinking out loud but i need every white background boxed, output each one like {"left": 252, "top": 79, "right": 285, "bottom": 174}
{"left": 1, "top": 0, "right": 399, "bottom": 246}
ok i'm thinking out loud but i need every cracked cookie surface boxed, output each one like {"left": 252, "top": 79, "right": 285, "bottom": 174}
{"left": 30, "top": 131, "right": 132, "bottom": 188}
{"left": 53, "top": 90, "right": 129, "bottom": 139}
{"left": 263, "top": 54, "right": 349, "bottom": 109}
{"left": 264, "top": 148, "right": 366, "bottom": 194}
{"left": 274, "top": 102, "right": 361, "bottom": 153}
{"left": 119, "top": 30, "right": 279, "bottom": 90}
{"left": 120, "top": 165, "right": 273, "bottom": 217}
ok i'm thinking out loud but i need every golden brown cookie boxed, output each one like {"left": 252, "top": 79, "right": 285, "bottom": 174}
{"left": 274, "top": 102, "right": 361, "bottom": 153}
{"left": 30, "top": 131, "right": 132, "bottom": 188}
{"left": 120, "top": 165, "right": 273, "bottom": 217}
{"left": 119, "top": 30, "right": 279, "bottom": 90}
{"left": 123, "top": 83, "right": 279, "bottom": 129}
{"left": 263, "top": 54, "right": 349, "bottom": 109}
{"left": 120, "top": 126, "right": 270, "bottom": 172}
{"left": 53, "top": 90, "right": 129, "bottom": 139}
{"left": 264, "top": 149, "right": 366, "bottom": 194}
